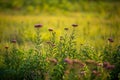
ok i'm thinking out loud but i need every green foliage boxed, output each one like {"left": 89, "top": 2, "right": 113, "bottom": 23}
{"left": 0, "top": 0, "right": 120, "bottom": 14}
{"left": 103, "top": 44, "right": 120, "bottom": 80}
{"left": 0, "top": 24, "right": 118, "bottom": 80}
{"left": 0, "top": 1, "right": 119, "bottom": 79}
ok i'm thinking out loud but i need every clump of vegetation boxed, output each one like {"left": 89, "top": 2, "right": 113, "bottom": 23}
{"left": 0, "top": 23, "right": 118, "bottom": 80}
{"left": 0, "top": 0, "right": 120, "bottom": 15}
{"left": 0, "top": 1, "right": 120, "bottom": 79}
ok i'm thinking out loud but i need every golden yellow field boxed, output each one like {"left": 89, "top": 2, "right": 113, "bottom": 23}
{"left": 0, "top": 5, "right": 120, "bottom": 79}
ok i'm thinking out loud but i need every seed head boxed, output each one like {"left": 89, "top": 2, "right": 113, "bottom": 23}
{"left": 64, "top": 28, "right": 69, "bottom": 30}
{"left": 46, "top": 41, "right": 51, "bottom": 44}
{"left": 80, "top": 71, "right": 86, "bottom": 76}
{"left": 103, "top": 62, "right": 115, "bottom": 70}
{"left": 97, "top": 63, "right": 103, "bottom": 66}
{"left": 49, "top": 58, "right": 57, "bottom": 65}
{"left": 5, "top": 46, "right": 9, "bottom": 49}
{"left": 92, "top": 70, "right": 97, "bottom": 74}
{"left": 72, "top": 24, "right": 78, "bottom": 27}
{"left": 34, "top": 24, "right": 43, "bottom": 28}
{"left": 103, "top": 62, "right": 110, "bottom": 68}
{"left": 108, "top": 38, "right": 114, "bottom": 43}
{"left": 106, "top": 65, "right": 115, "bottom": 70}
{"left": 64, "top": 58, "right": 73, "bottom": 64}
{"left": 48, "top": 28, "right": 53, "bottom": 32}
{"left": 73, "top": 59, "right": 80, "bottom": 64}
{"left": 86, "top": 60, "right": 97, "bottom": 65}
{"left": 73, "top": 59, "right": 85, "bottom": 67}
{"left": 92, "top": 70, "right": 101, "bottom": 76}
{"left": 60, "top": 36, "right": 64, "bottom": 40}
{"left": 11, "top": 39, "right": 16, "bottom": 43}
{"left": 52, "top": 44, "right": 56, "bottom": 47}
{"left": 64, "top": 70, "right": 69, "bottom": 74}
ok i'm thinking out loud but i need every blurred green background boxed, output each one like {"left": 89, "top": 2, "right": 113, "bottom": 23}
{"left": 0, "top": 0, "right": 120, "bottom": 15}
{"left": 0, "top": 1, "right": 120, "bottom": 80}
{"left": 0, "top": 0, "right": 120, "bottom": 47}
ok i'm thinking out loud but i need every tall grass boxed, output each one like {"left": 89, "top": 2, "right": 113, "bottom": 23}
{"left": 0, "top": 4, "right": 120, "bottom": 79}
{"left": 0, "top": 20, "right": 119, "bottom": 79}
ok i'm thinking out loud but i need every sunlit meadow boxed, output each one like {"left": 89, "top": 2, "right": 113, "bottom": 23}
{"left": 0, "top": 1, "right": 120, "bottom": 80}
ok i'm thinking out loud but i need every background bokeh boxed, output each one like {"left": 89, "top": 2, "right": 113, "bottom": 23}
{"left": 0, "top": 0, "right": 120, "bottom": 80}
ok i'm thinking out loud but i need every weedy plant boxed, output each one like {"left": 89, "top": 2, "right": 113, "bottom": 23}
{"left": 0, "top": 23, "right": 117, "bottom": 80}
{"left": 103, "top": 38, "right": 120, "bottom": 80}
{"left": 1, "top": 39, "right": 24, "bottom": 80}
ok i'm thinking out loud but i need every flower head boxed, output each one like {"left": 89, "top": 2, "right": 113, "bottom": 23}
{"left": 73, "top": 59, "right": 85, "bottom": 67}
{"left": 48, "top": 28, "right": 53, "bottom": 32}
{"left": 103, "top": 62, "right": 115, "bottom": 70}
{"left": 46, "top": 41, "right": 51, "bottom": 44}
{"left": 97, "top": 63, "right": 103, "bottom": 66}
{"left": 92, "top": 70, "right": 101, "bottom": 76}
{"left": 52, "top": 44, "right": 56, "bottom": 47}
{"left": 80, "top": 71, "right": 86, "bottom": 76}
{"left": 11, "top": 39, "right": 16, "bottom": 43}
{"left": 49, "top": 58, "right": 57, "bottom": 65}
{"left": 64, "top": 28, "right": 69, "bottom": 31}
{"left": 60, "top": 36, "right": 64, "bottom": 40}
{"left": 92, "top": 70, "right": 97, "bottom": 74}
{"left": 5, "top": 46, "right": 9, "bottom": 49}
{"left": 64, "top": 58, "right": 73, "bottom": 64}
{"left": 72, "top": 24, "right": 78, "bottom": 27}
{"left": 64, "top": 70, "right": 69, "bottom": 75}
{"left": 108, "top": 38, "right": 114, "bottom": 43}
{"left": 34, "top": 24, "right": 42, "bottom": 28}
{"left": 106, "top": 65, "right": 115, "bottom": 70}
{"left": 85, "top": 60, "right": 97, "bottom": 65}
{"left": 103, "top": 62, "right": 109, "bottom": 68}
